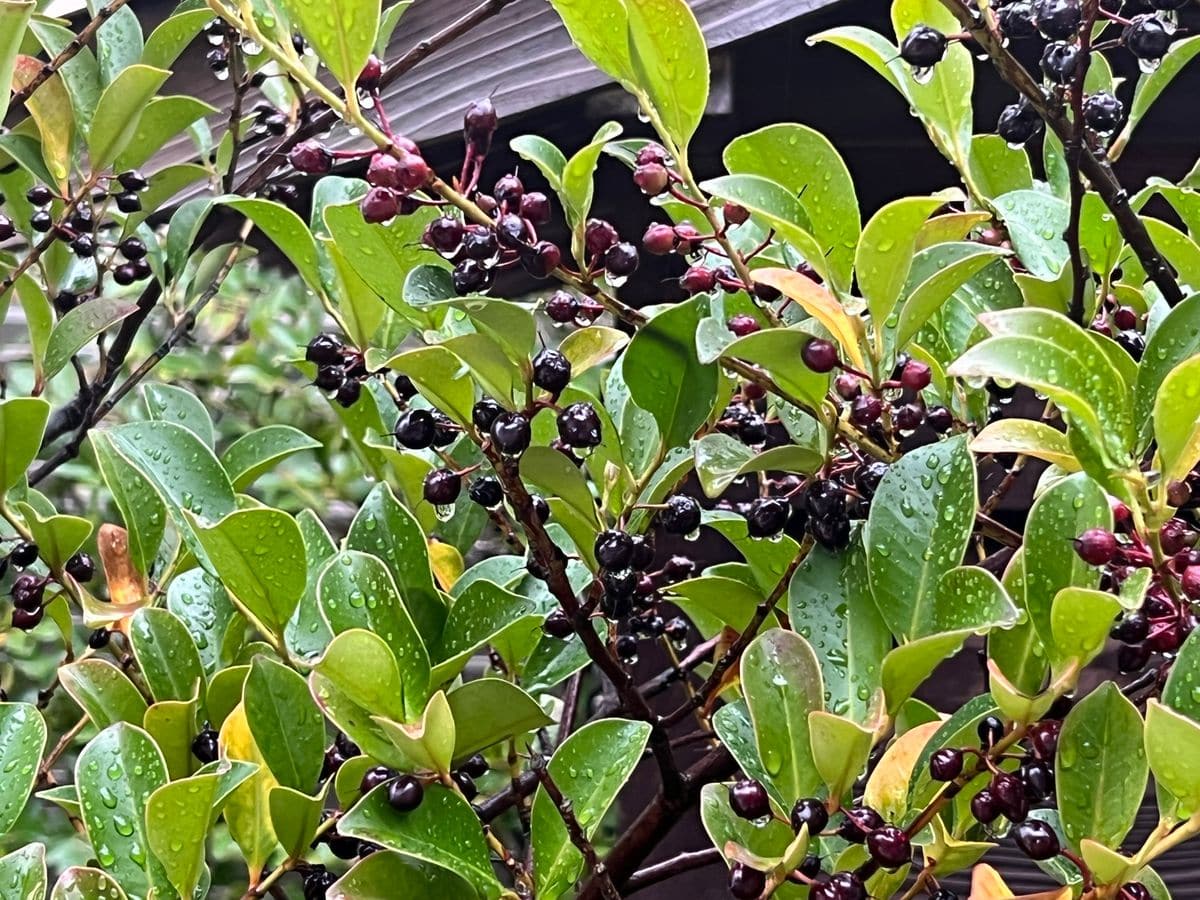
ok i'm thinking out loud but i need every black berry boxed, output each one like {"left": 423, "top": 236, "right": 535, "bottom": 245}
{"left": 1014, "top": 818, "right": 1060, "bottom": 859}
{"left": 660, "top": 495, "right": 702, "bottom": 535}
{"left": 728, "top": 779, "right": 771, "bottom": 820}
{"left": 191, "top": 728, "right": 219, "bottom": 763}
{"left": 729, "top": 863, "right": 766, "bottom": 899}
{"left": 930, "top": 747, "right": 964, "bottom": 781}
{"left": 595, "top": 530, "right": 635, "bottom": 570}
{"left": 533, "top": 349, "right": 571, "bottom": 394}
{"left": 65, "top": 552, "right": 95, "bottom": 582}
{"left": 469, "top": 476, "right": 504, "bottom": 508}
{"left": 790, "top": 797, "right": 829, "bottom": 835}
{"left": 746, "top": 497, "right": 790, "bottom": 539}
{"left": 490, "top": 411, "right": 532, "bottom": 455}
{"left": 395, "top": 409, "right": 436, "bottom": 449}
{"left": 556, "top": 402, "right": 602, "bottom": 448}
{"left": 387, "top": 775, "right": 424, "bottom": 812}
{"left": 900, "top": 25, "right": 948, "bottom": 67}
{"left": 423, "top": 469, "right": 462, "bottom": 505}
{"left": 360, "top": 766, "right": 395, "bottom": 794}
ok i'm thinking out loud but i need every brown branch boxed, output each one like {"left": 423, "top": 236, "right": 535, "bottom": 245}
{"left": 0, "top": 174, "right": 101, "bottom": 303}
{"left": 625, "top": 848, "right": 724, "bottom": 895}
{"left": 939, "top": 0, "right": 1184, "bottom": 306}
{"left": 534, "top": 756, "right": 620, "bottom": 900}
{"left": 8, "top": 0, "right": 130, "bottom": 113}
{"left": 1065, "top": 2, "right": 1098, "bottom": 324}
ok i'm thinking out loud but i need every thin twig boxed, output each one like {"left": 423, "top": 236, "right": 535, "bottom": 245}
{"left": 1065, "top": 1, "right": 1098, "bottom": 324}
{"left": 534, "top": 756, "right": 620, "bottom": 900}
{"left": 625, "top": 847, "right": 723, "bottom": 894}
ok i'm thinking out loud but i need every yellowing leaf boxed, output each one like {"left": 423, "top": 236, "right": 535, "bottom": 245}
{"left": 429, "top": 540, "right": 464, "bottom": 591}
{"left": 971, "top": 420, "right": 1079, "bottom": 471}
{"left": 219, "top": 704, "right": 279, "bottom": 882}
{"left": 11, "top": 55, "right": 73, "bottom": 188}
{"left": 863, "top": 720, "right": 939, "bottom": 822}
{"left": 752, "top": 267, "right": 867, "bottom": 371}
{"left": 970, "top": 864, "right": 1014, "bottom": 900}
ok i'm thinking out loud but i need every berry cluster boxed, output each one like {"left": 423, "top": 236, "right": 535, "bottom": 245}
{"left": 304, "top": 332, "right": 370, "bottom": 408}
{"left": 6, "top": 540, "right": 94, "bottom": 631}
{"left": 1090, "top": 293, "right": 1146, "bottom": 360}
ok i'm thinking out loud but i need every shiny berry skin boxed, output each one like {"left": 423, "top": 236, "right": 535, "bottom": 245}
{"left": 1122, "top": 884, "right": 1153, "bottom": 900}
{"left": 634, "top": 163, "right": 670, "bottom": 196}
{"left": 360, "top": 766, "right": 395, "bottom": 794}
{"left": 10, "top": 541, "right": 38, "bottom": 568}
{"left": 30, "top": 211, "right": 52, "bottom": 232}
{"left": 790, "top": 797, "right": 829, "bottom": 835}
{"left": 191, "top": 728, "right": 219, "bottom": 763}
{"left": 1118, "top": 642, "right": 1151, "bottom": 673}
{"left": 850, "top": 394, "right": 883, "bottom": 427}
{"left": 1083, "top": 93, "right": 1124, "bottom": 134}
{"left": 837, "top": 806, "right": 883, "bottom": 843}
{"left": 810, "top": 873, "right": 867, "bottom": 900}
{"left": 289, "top": 140, "right": 332, "bottom": 174}
{"left": 1014, "top": 818, "right": 1060, "bottom": 859}
{"left": 971, "top": 788, "right": 1000, "bottom": 824}
{"left": 1074, "top": 528, "right": 1118, "bottom": 565}
{"left": 11, "top": 606, "right": 43, "bottom": 630}
{"left": 835, "top": 374, "right": 860, "bottom": 400}
{"left": 604, "top": 241, "right": 639, "bottom": 277}
{"left": 1000, "top": 1, "right": 1038, "bottom": 38}
{"left": 894, "top": 402, "right": 925, "bottom": 431}
{"left": 900, "top": 25, "right": 948, "bottom": 67}
{"left": 533, "top": 349, "right": 572, "bottom": 394}
{"left": 118, "top": 170, "right": 148, "bottom": 192}
{"left": 806, "top": 480, "right": 846, "bottom": 517}
{"left": 27, "top": 184, "right": 53, "bottom": 206}
{"left": 462, "top": 226, "right": 500, "bottom": 261}
{"left": 0, "top": 215, "right": 14, "bottom": 241}
{"left": 926, "top": 405, "right": 953, "bottom": 433}
{"left": 520, "top": 191, "right": 552, "bottom": 225}
{"left": 1020, "top": 759, "right": 1055, "bottom": 800}
{"left": 1124, "top": 15, "right": 1171, "bottom": 60}
{"left": 1028, "top": 720, "right": 1062, "bottom": 759}
{"left": 452, "top": 259, "right": 493, "bottom": 295}
{"left": 867, "top": 825, "right": 912, "bottom": 869}
{"left": 729, "top": 863, "right": 766, "bottom": 899}
{"left": 88, "top": 628, "right": 110, "bottom": 649}
{"left": 517, "top": 240, "right": 562, "bottom": 279}
{"left": 991, "top": 772, "right": 1029, "bottom": 822}
{"left": 643, "top": 222, "right": 677, "bottom": 255}
{"left": 472, "top": 398, "right": 503, "bottom": 432}
{"left": 595, "top": 531, "right": 635, "bottom": 570}
{"left": 468, "top": 476, "right": 503, "bottom": 509}
{"left": 930, "top": 747, "right": 964, "bottom": 781}
{"left": 119, "top": 236, "right": 147, "bottom": 260}
{"left": 723, "top": 202, "right": 750, "bottom": 226}
{"left": 334, "top": 380, "right": 361, "bottom": 408}
{"left": 490, "top": 411, "right": 532, "bottom": 455}
{"left": 728, "top": 779, "right": 771, "bottom": 820}
{"left": 65, "top": 552, "right": 95, "bottom": 582}
{"left": 854, "top": 461, "right": 889, "bottom": 499}
{"left": 423, "top": 469, "right": 462, "bottom": 505}
{"left": 1041, "top": 41, "right": 1081, "bottom": 84}
{"left": 452, "top": 770, "right": 477, "bottom": 800}
{"left": 681, "top": 265, "right": 717, "bottom": 294}
{"left": 556, "top": 402, "right": 602, "bottom": 448}
{"left": 615, "top": 633, "right": 639, "bottom": 663}
{"left": 303, "top": 868, "right": 338, "bottom": 900}
{"left": 746, "top": 498, "right": 790, "bottom": 539}
{"left": 661, "top": 495, "right": 702, "bottom": 535}
{"left": 585, "top": 219, "right": 619, "bottom": 258}
{"left": 901, "top": 359, "right": 932, "bottom": 392}
{"left": 463, "top": 98, "right": 498, "bottom": 153}
{"left": 727, "top": 314, "right": 760, "bottom": 336}
{"left": 387, "top": 775, "right": 425, "bottom": 812}
{"left": 10, "top": 575, "right": 45, "bottom": 611}
{"left": 812, "top": 514, "right": 851, "bottom": 551}
{"left": 71, "top": 234, "right": 95, "bottom": 257}
{"left": 997, "top": 100, "right": 1043, "bottom": 145}
{"left": 545, "top": 291, "right": 579, "bottom": 323}
{"left": 395, "top": 409, "right": 436, "bottom": 449}
{"left": 543, "top": 610, "right": 573, "bottom": 639}
{"left": 1112, "top": 610, "right": 1151, "bottom": 642}
{"left": 424, "top": 216, "right": 464, "bottom": 255}
{"left": 494, "top": 173, "right": 524, "bottom": 208}
{"left": 458, "top": 754, "right": 489, "bottom": 779}
{"left": 360, "top": 186, "right": 399, "bottom": 223}
{"left": 1034, "top": 0, "right": 1081, "bottom": 40}
{"left": 366, "top": 152, "right": 405, "bottom": 189}
{"left": 978, "top": 715, "right": 1006, "bottom": 748}
{"left": 314, "top": 364, "right": 344, "bottom": 393}
{"left": 801, "top": 338, "right": 839, "bottom": 373}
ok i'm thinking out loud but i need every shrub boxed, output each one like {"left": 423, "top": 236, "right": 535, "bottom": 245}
{"left": 1, "top": 0, "right": 1199, "bottom": 897}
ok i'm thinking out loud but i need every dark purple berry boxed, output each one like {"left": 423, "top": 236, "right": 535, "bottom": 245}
{"left": 746, "top": 498, "right": 790, "bottom": 539}
{"left": 423, "top": 469, "right": 462, "bottom": 505}
{"left": 661, "top": 495, "right": 702, "bottom": 535}
{"left": 867, "top": 825, "right": 912, "bottom": 869}
{"left": 360, "top": 766, "right": 395, "bottom": 794}
{"left": 1014, "top": 818, "right": 1059, "bottom": 859}
{"left": 469, "top": 476, "right": 504, "bottom": 508}
{"left": 533, "top": 349, "right": 571, "bottom": 394}
{"left": 729, "top": 863, "right": 766, "bottom": 899}
{"left": 790, "top": 797, "right": 829, "bottom": 835}
{"left": 930, "top": 748, "right": 964, "bottom": 781}
{"left": 65, "top": 552, "right": 95, "bottom": 582}
{"left": 728, "top": 779, "right": 771, "bottom": 820}
{"left": 595, "top": 531, "right": 635, "bottom": 570}
{"left": 900, "top": 25, "right": 948, "bottom": 67}
{"left": 490, "top": 411, "right": 532, "bottom": 455}
{"left": 801, "top": 338, "right": 839, "bottom": 373}
{"left": 1124, "top": 15, "right": 1172, "bottom": 61}
{"left": 191, "top": 728, "right": 219, "bottom": 763}
{"left": 1074, "top": 528, "right": 1118, "bottom": 565}
{"left": 387, "top": 775, "right": 424, "bottom": 812}
{"left": 556, "top": 402, "right": 602, "bottom": 448}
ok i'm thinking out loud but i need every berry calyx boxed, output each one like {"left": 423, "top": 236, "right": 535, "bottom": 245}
{"left": 801, "top": 338, "right": 839, "bottom": 373}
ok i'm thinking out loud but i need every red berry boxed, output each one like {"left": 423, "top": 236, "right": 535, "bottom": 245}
{"left": 360, "top": 186, "right": 399, "bottom": 224}
{"left": 545, "top": 291, "right": 579, "bottom": 323}
{"left": 522, "top": 241, "right": 562, "bottom": 278}
{"left": 633, "top": 163, "right": 670, "bottom": 195}
{"left": 901, "top": 359, "right": 932, "bottom": 392}
{"left": 680, "top": 265, "right": 717, "bottom": 294}
{"left": 642, "top": 223, "right": 676, "bottom": 255}
{"left": 520, "top": 192, "right": 552, "bottom": 225}
{"left": 727, "top": 314, "right": 760, "bottom": 337}
{"left": 357, "top": 54, "right": 382, "bottom": 91}
{"left": 1073, "top": 528, "right": 1118, "bottom": 565}
{"left": 585, "top": 219, "right": 619, "bottom": 258}
{"left": 494, "top": 173, "right": 524, "bottom": 207}
{"left": 835, "top": 373, "right": 861, "bottom": 400}
{"left": 366, "top": 153, "right": 404, "bottom": 189}
{"left": 635, "top": 143, "right": 670, "bottom": 166}
{"left": 1182, "top": 566, "right": 1200, "bottom": 600}
{"left": 288, "top": 140, "right": 332, "bottom": 174}
{"left": 723, "top": 202, "right": 750, "bottom": 226}
{"left": 1113, "top": 306, "right": 1138, "bottom": 330}
{"left": 801, "top": 338, "right": 839, "bottom": 373}
{"left": 463, "top": 98, "right": 498, "bottom": 154}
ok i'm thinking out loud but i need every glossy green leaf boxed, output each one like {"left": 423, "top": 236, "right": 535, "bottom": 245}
{"left": 218, "top": 703, "right": 278, "bottom": 881}
{"left": 1145, "top": 700, "right": 1200, "bottom": 816}
{"left": 285, "top": 509, "right": 338, "bottom": 663}
{"left": 86, "top": 430, "right": 168, "bottom": 575}
{"left": 720, "top": 326, "right": 833, "bottom": 410}
{"left": 546, "top": 0, "right": 636, "bottom": 89}
{"left": 971, "top": 420, "right": 1078, "bottom": 471}
{"left": 692, "top": 432, "right": 822, "bottom": 499}
{"left": 967, "top": 134, "right": 1034, "bottom": 200}
{"left": 328, "top": 850, "right": 476, "bottom": 900}
{"left": 856, "top": 196, "right": 944, "bottom": 325}
{"left": 268, "top": 785, "right": 325, "bottom": 859}
{"left": 144, "top": 696, "right": 197, "bottom": 782}
{"left": 1050, "top": 587, "right": 1121, "bottom": 675}
{"left": 432, "top": 578, "right": 539, "bottom": 682}
{"left": 1023, "top": 473, "right": 1111, "bottom": 652}
{"left": 895, "top": 245, "right": 1008, "bottom": 350}
{"left": 511, "top": 134, "right": 566, "bottom": 192}
{"left": 0, "top": 842, "right": 45, "bottom": 899}
{"left": 1118, "top": 36, "right": 1200, "bottom": 153}
{"left": 142, "top": 383, "right": 214, "bottom": 447}
{"left": 0, "top": 1, "right": 34, "bottom": 125}
{"left": 625, "top": 0, "right": 708, "bottom": 149}
{"left": 1163, "top": 630, "right": 1200, "bottom": 722}
{"left": 49, "top": 867, "right": 129, "bottom": 900}
{"left": 12, "top": 500, "right": 91, "bottom": 569}
{"left": 0, "top": 703, "right": 45, "bottom": 835}
{"left": 220, "top": 425, "right": 321, "bottom": 491}
{"left": 742, "top": 629, "right": 824, "bottom": 803}
{"left": 381, "top": 345, "right": 475, "bottom": 427}
{"left": 532, "top": 718, "right": 651, "bottom": 899}
{"left": 881, "top": 629, "right": 974, "bottom": 715}
{"left": 340, "top": 783, "right": 500, "bottom": 898}
{"left": 187, "top": 507, "right": 306, "bottom": 638}
{"left": 865, "top": 434, "right": 976, "bottom": 640}
{"left": 129, "top": 607, "right": 205, "bottom": 704}
{"left": 809, "top": 711, "right": 873, "bottom": 801}
{"left": 11, "top": 56, "right": 73, "bottom": 188}
{"left": 43, "top": 296, "right": 139, "bottom": 383}
{"left": 623, "top": 295, "right": 718, "bottom": 448}
{"left": 0, "top": 397, "right": 50, "bottom": 493}
{"left": 445, "top": 679, "right": 552, "bottom": 762}
{"left": 75, "top": 723, "right": 170, "bottom": 896}
{"left": 1154, "top": 356, "right": 1200, "bottom": 484}
{"left": 1135, "top": 293, "right": 1200, "bottom": 445}
{"left": 558, "top": 325, "right": 629, "bottom": 376}
{"left": 142, "top": 8, "right": 213, "bottom": 70}
{"left": 280, "top": 0, "right": 380, "bottom": 89}
{"left": 724, "top": 123, "right": 859, "bottom": 291}
{"left": 705, "top": 510, "right": 801, "bottom": 594}
{"left": 166, "top": 569, "right": 237, "bottom": 677}
{"left": 146, "top": 766, "right": 239, "bottom": 900}
{"left": 1056, "top": 683, "right": 1146, "bottom": 850}
{"left": 374, "top": 690, "right": 455, "bottom": 775}
{"left": 317, "top": 550, "right": 431, "bottom": 718}
{"left": 245, "top": 657, "right": 325, "bottom": 793}
{"left": 220, "top": 197, "right": 323, "bottom": 295}
{"left": 787, "top": 535, "right": 890, "bottom": 722}
{"left": 60, "top": 659, "right": 149, "bottom": 729}
{"left": 560, "top": 121, "right": 623, "bottom": 247}
{"left": 113, "top": 94, "right": 215, "bottom": 172}
{"left": 88, "top": 65, "right": 170, "bottom": 167}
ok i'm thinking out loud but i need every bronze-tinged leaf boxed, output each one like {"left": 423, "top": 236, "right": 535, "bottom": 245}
{"left": 98, "top": 524, "right": 149, "bottom": 615}
{"left": 11, "top": 55, "right": 73, "bottom": 189}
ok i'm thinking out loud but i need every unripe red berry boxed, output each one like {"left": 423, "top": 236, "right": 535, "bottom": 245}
{"left": 1073, "top": 528, "right": 1118, "bottom": 565}
{"left": 901, "top": 359, "right": 932, "bottom": 392}
{"left": 360, "top": 186, "right": 399, "bottom": 224}
{"left": 723, "top": 202, "right": 750, "bottom": 226}
{"left": 642, "top": 223, "right": 676, "bottom": 255}
{"left": 633, "top": 163, "right": 670, "bottom": 195}
{"left": 357, "top": 54, "right": 383, "bottom": 91}
{"left": 1183, "top": 566, "right": 1200, "bottom": 600}
{"left": 727, "top": 314, "right": 760, "bottom": 337}
{"left": 680, "top": 265, "right": 717, "bottom": 294}
{"left": 288, "top": 140, "right": 332, "bottom": 174}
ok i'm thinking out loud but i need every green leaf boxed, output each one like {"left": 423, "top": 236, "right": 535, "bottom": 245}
{"left": 881, "top": 629, "right": 975, "bottom": 715}
{"left": 0, "top": 843, "right": 45, "bottom": 899}
{"left": 668, "top": 573, "right": 763, "bottom": 635}
{"left": 1155, "top": 356, "right": 1200, "bottom": 484}
{"left": 95, "top": 3, "right": 142, "bottom": 84}
{"left": 560, "top": 121, "right": 623, "bottom": 245}
{"left": 856, "top": 196, "right": 945, "bottom": 325}
{"left": 144, "top": 696, "right": 198, "bottom": 782}
{"left": 895, "top": 245, "right": 1008, "bottom": 350}
{"left": 87, "top": 65, "right": 170, "bottom": 167}
{"left": 142, "top": 7, "right": 214, "bottom": 70}
{"left": 908, "top": 694, "right": 997, "bottom": 809}
{"left": 864, "top": 434, "right": 976, "bottom": 640}
{"left": 373, "top": 690, "right": 455, "bottom": 775}
{"left": 967, "top": 134, "right": 1034, "bottom": 200}
{"left": 11, "top": 56, "right": 73, "bottom": 187}
{"left": 75, "top": 723, "right": 169, "bottom": 896}
{"left": 699, "top": 782, "right": 803, "bottom": 883}
{"left": 0, "top": 1, "right": 35, "bottom": 125}
{"left": 285, "top": 510, "right": 338, "bottom": 663}
{"left": 720, "top": 327, "right": 832, "bottom": 410}
{"left": 546, "top": 0, "right": 636, "bottom": 89}
{"left": 1145, "top": 700, "right": 1200, "bottom": 816}
{"left": 1135, "top": 293, "right": 1200, "bottom": 445}
{"left": 143, "top": 383, "right": 215, "bottom": 447}
{"left": 1056, "top": 683, "right": 1147, "bottom": 850}
{"left": 1143, "top": 217, "right": 1200, "bottom": 287}
{"left": 532, "top": 719, "right": 651, "bottom": 899}
{"left": 43, "top": 296, "right": 139, "bottom": 382}
{"left": 742, "top": 629, "right": 824, "bottom": 803}
{"left": 317, "top": 550, "right": 431, "bottom": 719}
{"left": 340, "top": 783, "right": 500, "bottom": 897}
{"left": 50, "top": 867, "right": 129, "bottom": 900}
{"left": 0, "top": 397, "right": 50, "bottom": 492}
{"left": 129, "top": 607, "right": 205, "bottom": 704}
{"left": 623, "top": 295, "right": 718, "bottom": 447}
{"left": 29, "top": 20, "right": 99, "bottom": 135}
{"left": 724, "top": 123, "right": 860, "bottom": 292}
{"left": 787, "top": 534, "right": 890, "bottom": 722}
{"left": 1050, "top": 587, "right": 1121, "bottom": 675}
{"left": 0, "top": 703, "right": 45, "bottom": 835}
{"left": 511, "top": 134, "right": 566, "bottom": 191}
{"left": 624, "top": 0, "right": 709, "bottom": 150}
{"left": 693, "top": 433, "right": 821, "bottom": 499}
{"left": 245, "top": 657, "right": 325, "bottom": 793}
{"left": 220, "top": 425, "right": 321, "bottom": 490}
{"left": 12, "top": 500, "right": 91, "bottom": 569}
{"left": 187, "top": 507, "right": 306, "bottom": 638}
{"left": 1023, "top": 473, "right": 1111, "bottom": 653}
{"left": 279, "top": 0, "right": 380, "bottom": 90}
{"left": 993, "top": 190, "right": 1070, "bottom": 280}
{"left": 1163, "top": 630, "right": 1200, "bottom": 722}
{"left": 328, "top": 851, "right": 476, "bottom": 900}
{"left": 809, "top": 711, "right": 873, "bottom": 801}
{"left": 971, "top": 420, "right": 1078, "bottom": 471}
{"left": 310, "top": 630, "right": 410, "bottom": 768}
{"left": 446, "top": 679, "right": 552, "bottom": 762}
{"left": 220, "top": 197, "right": 323, "bottom": 295}
{"left": 91, "top": 433, "right": 166, "bottom": 577}
{"left": 432, "top": 579, "right": 539, "bottom": 683}
{"left": 557, "top": 325, "right": 629, "bottom": 376}
{"left": 59, "top": 659, "right": 149, "bottom": 729}
{"left": 381, "top": 346, "right": 475, "bottom": 427}
{"left": 705, "top": 510, "right": 801, "bottom": 594}
{"left": 268, "top": 785, "right": 325, "bottom": 859}
{"left": 1118, "top": 36, "right": 1200, "bottom": 152}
